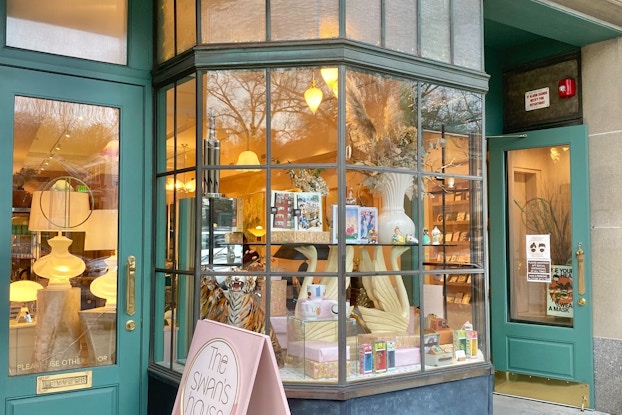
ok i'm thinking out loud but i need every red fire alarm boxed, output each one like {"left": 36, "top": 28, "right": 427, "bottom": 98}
{"left": 558, "top": 78, "right": 576, "bottom": 98}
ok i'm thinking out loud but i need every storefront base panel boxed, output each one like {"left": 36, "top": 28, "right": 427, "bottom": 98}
{"left": 287, "top": 374, "right": 494, "bottom": 415}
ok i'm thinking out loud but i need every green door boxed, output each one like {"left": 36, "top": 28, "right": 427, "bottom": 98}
{"left": 488, "top": 125, "right": 594, "bottom": 409}
{"left": 1, "top": 67, "right": 147, "bottom": 414}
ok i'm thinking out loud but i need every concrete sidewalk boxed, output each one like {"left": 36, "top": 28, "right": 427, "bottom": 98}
{"left": 494, "top": 394, "right": 610, "bottom": 414}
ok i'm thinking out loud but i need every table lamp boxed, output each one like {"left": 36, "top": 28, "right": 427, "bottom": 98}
{"left": 9, "top": 280, "right": 44, "bottom": 323}
{"left": 82, "top": 209, "right": 118, "bottom": 310}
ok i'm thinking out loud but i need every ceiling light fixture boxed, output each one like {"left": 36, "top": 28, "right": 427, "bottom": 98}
{"left": 304, "top": 78, "right": 323, "bottom": 114}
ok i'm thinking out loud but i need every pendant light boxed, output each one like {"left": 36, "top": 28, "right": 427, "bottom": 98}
{"left": 321, "top": 67, "right": 339, "bottom": 97}
{"left": 304, "top": 78, "right": 323, "bottom": 114}
{"left": 236, "top": 135, "right": 260, "bottom": 170}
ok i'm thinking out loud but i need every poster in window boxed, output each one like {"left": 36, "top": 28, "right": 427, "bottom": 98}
{"left": 547, "top": 265, "right": 573, "bottom": 318}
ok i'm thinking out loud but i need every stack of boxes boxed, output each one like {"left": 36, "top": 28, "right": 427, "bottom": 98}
{"left": 357, "top": 331, "right": 420, "bottom": 373}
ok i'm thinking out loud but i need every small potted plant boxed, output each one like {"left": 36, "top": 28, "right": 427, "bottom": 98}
{"left": 12, "top": 167, "right": 37, "bottom": 208}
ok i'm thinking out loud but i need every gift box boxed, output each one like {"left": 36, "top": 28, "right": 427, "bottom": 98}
{"left": 260, "top": 279, "right": 288, "bottom": 316}
{"left": 270, "top": 316, "right": 288, "bottom": 348}
{"left": 435, "top": 328, "right": 453, "bottom": 345}
{"left": 453, "top": 329, "right": 467, "bottom": 361}
{"left": 357, "top": 331, "right": 417, "bottom": 349}
{"left": 413, "top": 330, "right": 440, "bottom": 353}
{"left": 359, "top": 343, "right": 373, "bottom": 374}
{"left": 466, "top": 330, "right": 478, "bottom": 359}
{"left": 304, "top": 359, "right": 351, "bottom": 379}
{"left": 271, "top": 231, "right": 296, "bottom": 244}
{"left": 288, "top": 340, "right": 350, "bottom": 362}
{"left": 373, "top": 341, "right": 387, "bottom": 373}
{"left": 395, "top": 347, "right": 421, "bottom": 367}
{"left": 271, "top": 231, "right": 330, "bottom": 244}
{"left": 386, "top": 341, "right": 396, "bottom": 370}
{"left": 430, "top": 317, "right": 449, "bottom": 331}
{"left": 425, "top": 346, "right": 453, "bottom": 367}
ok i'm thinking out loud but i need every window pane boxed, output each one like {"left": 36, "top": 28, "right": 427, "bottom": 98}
{"left": 420, "top": 0, "right": 450, "bottom": 63}
{"left": 177, "top": 0, "right": 197, "bottom": 54}
{"left": 419, "top": 84, "right": 483, "bottom": 176}
{"left": 271, "top": 0, "right": 339, "bottom": 41}
{"left": 346, "top": 0, "right": 381, "bottom": 46}
{"left": 10, "top": 97, "right": 120, "bottom": 375}
{"left": 385, "top": 0, "right": 417, "bottom": 55}
{"left": 200, "top": 0, "right": 265, "bottom": 43}
{"left": 271, "top": 68, "right": 338, "bottom": 164}
{"left": 7, "top": 0, "right": 127, "bottom": 65}
{"left": 156, "top": 0, "right": 175, "bottom": 63}
{"left": 453, "top": 0, "right": 483, "bottom": 70}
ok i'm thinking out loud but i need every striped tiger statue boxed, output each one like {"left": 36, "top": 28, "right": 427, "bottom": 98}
{"left": 201, "top": 274, "right": 285, "bottom": 368}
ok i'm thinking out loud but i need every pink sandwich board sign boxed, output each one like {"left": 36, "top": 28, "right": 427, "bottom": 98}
{"left": 172, "top": 319, "right": 290, "bottom": 415}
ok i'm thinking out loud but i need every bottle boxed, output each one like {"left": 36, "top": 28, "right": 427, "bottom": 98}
{"left": 432, "top": 226, "right": 442, "bottom": 245}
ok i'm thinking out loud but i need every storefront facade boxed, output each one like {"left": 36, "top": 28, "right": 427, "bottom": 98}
{"left": 1, "top": 1, "right": 622, "bottom": 414}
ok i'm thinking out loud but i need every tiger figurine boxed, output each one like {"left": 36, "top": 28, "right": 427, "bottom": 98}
{"left": 222, "top": 275, "right": 285, "bottom": 368}
{"left": 200, "top": 276, "right": 228, "bottom": 322}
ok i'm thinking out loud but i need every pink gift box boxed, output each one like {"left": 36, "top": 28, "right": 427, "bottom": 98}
{"left": 395, "top": 347, "right": 421, "bottom": 367}
{"left": 261, "top": 280, "right": 288, "bottom": 316}
{"left": 287, "top": 340, "right": 350, "bottom": 362}
{"left": 304, "top": 359, "right": 351, "bottom": 379}
{"left": 270, "top": 316, "right": 288, "bottom": 333}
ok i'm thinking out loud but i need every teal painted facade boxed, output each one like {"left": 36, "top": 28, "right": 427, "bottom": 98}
{"left": 2, "top": 1, "right": 622, "bottom": 414}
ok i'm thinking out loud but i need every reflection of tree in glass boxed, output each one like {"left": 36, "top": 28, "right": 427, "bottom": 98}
{"left": 515, "top": 182, "right": 571, "bottom": 265}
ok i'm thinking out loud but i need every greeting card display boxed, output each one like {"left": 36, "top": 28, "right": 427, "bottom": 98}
{"left": 331, "top": 205, "right": 361, "bottom": 244}
{"left": 271, "top": 191, "right": 323, "bottom": 232}
{"left": 295, "top": 192, "right": 323, "bottom": 231}
{"left": 359, "top": 206, "right": 378, "bottom": 244}
{"left": 271, "top": 191, "right": 296, "bottom": 231}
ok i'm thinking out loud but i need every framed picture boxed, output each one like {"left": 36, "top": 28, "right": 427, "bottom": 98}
{"left": 295, "top": 192, "right": 323, "bottom": 231}
{"left": 359, "top": 206, "right": 378, "bottom": 244}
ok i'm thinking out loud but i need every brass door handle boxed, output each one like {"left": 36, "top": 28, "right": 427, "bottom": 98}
{"left": 576, "top": 243, "right": 585, "bottom": 296}
{"left": 126, "top": 256, "right": 136, "bottom": 316}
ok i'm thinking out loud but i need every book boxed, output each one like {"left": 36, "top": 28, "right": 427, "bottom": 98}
{"left": 456, "top": 211, "right": 466, "bottom": 221}
{"left": 457, "top": 275, "right": 468, "bottom": 283}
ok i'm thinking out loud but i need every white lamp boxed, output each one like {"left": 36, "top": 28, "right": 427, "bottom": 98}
{"left": 235, "top": 136, "right": 261, "bottom": 171}
{"left": 10, "top": 280, "right": 44, "bottom": 323}
{"left": 29, "top": 180, "right": 91, "bottom": 290}
{"left": 82, "top": 209, "right": 118, "bottom": 310}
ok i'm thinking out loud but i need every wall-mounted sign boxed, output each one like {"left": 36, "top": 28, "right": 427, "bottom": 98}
{"left": 526, "top": 234, "right": 551, "bottom": 282}
{"left": 525, "top": 87, "right": 550, "bottom": 111}
{"left": 172, "top": 319, "right": 290, "bottom": 415}
{"left": 503, "top": 51, "right": 581, "bottom": 132}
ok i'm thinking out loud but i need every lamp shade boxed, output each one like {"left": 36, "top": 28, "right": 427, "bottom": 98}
{"left": 28, "top": 189, "right": 90, "bottom": 231}
{"left": 236, "top": 150, "right": 261, "bottom": 166}
{"left": 83, "top": 209, "right": 118, "bottom": 251}
{"left": 304, "top": 79, "right": 323, "bottom": 114}
{"left": 10, "top": 280, "right": 44, "bottom": 303}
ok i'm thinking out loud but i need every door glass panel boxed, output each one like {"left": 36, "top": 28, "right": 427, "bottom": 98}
{"left": 507, "top": 146, "right": 573, "bottom": 327}
{"left": 10, "top": 96, "right": 119, "bottom": 375}
{"left": 6, "top": 0, "right": 128, "bottom": 65}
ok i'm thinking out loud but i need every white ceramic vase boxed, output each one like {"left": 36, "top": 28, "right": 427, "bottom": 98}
{"left": 376, "top": 172, "right": 416, "bottom": 244}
